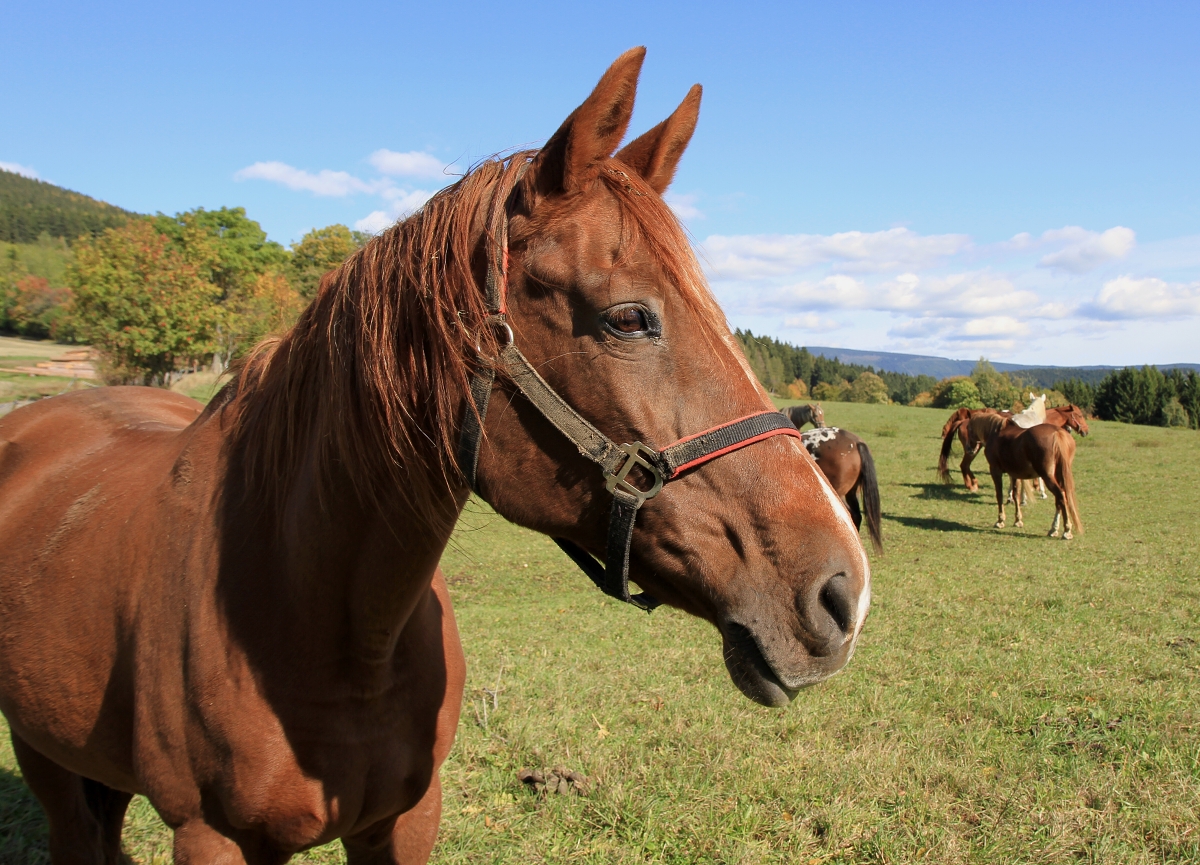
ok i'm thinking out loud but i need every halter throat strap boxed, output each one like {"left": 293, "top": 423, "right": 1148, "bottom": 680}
{"left": 457, "top": 162, "right": 800, "bottom": 611}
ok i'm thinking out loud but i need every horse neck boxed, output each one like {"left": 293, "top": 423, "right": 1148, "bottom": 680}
{"left": 211, "top": 214, "right": 483, "bottom": 678}
{"left": 212, "top": 402, "right": 466, "bottom": 687}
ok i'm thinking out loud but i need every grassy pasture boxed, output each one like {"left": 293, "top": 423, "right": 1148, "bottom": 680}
{"left": 2, "top": 402, "right": 1198, "bottom": 863}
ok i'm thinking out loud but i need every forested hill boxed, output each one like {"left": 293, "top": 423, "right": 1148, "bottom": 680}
{"left": 0, "top": 169, "right": 135, "bottom": 243}
{"left": 803, "top": 344, "right": 1199, "bottom": 387}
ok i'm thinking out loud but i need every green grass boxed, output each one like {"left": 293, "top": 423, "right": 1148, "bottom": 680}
{"left": 3, "top": 403, "right": 1198, "bottom": 863}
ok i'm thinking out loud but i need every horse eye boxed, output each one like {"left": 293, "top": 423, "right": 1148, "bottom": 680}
{"left": 603, "top": 305, "right": 652, "bottom": 337}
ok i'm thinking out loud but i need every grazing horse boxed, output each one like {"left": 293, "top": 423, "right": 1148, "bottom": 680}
{"left": 978, "top": 415, "right": 1083, "bottom": 538}
{"left": 782, "top": 402, "right": 824, "bottom": 429}
{"left": 0, "top": 50, "right": 870, "bottom": 864}
{"left": 938, "top": 402, "right": 1090, "bottom": 493}
{"left": 800, "top": 428, "right": 883, "bottom": 554}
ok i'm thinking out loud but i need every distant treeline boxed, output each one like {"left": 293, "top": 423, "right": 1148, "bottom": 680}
{"left": 736, "top": 330, "right": 937, "bottom": 405}
{"left": 737, "top": 330, "right": 1199, "bottom": 430}
{"left": 1056, "top": 368, "right": 1199, "bottom": 429}
{"left": 1, "top": 169, "right": 135, "bottom": 244}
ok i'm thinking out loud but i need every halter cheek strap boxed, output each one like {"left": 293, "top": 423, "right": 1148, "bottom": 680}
{"left": 457, "top": 161, "right": 801, "bottom": 611}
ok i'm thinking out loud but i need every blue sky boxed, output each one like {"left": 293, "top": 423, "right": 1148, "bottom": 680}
{"left": 4, "top": 1, "right": 1199, "bottom": 365}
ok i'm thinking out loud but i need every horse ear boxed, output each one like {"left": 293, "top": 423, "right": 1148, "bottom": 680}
{"left": 528, "top": 47, "right": 645, "bottom": 198}
{"left": 615, "top": 84, "right": 701, "bottom": 194}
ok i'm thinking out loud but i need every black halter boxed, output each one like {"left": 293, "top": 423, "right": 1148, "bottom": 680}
{"left": 457, "top": 161, "right": 800, "bottom": 611}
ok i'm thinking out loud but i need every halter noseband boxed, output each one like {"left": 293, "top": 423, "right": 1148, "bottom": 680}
{"left": 457, "top": 161, "right": 801, "bottom": 611}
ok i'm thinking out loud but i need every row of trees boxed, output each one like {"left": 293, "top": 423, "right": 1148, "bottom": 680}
{"left": 738, "top": 330, "right": 1199, "bottom": 430}
{"left": 1, "top": 209, "right": 368, "bottom": 384}
{"left": 735, "top": 331, "right": 939, "bottom": 405}
{"left": 1054, "top": 367, "right": 1199, "bottom": 429}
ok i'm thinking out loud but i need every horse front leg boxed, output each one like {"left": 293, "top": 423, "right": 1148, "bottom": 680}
{"left": 10, "top": 731, "right": 133, "bottom": 865}
{"left": 992, "top": 468, "right": 1007, "bottom": 528}
{"left": 343, "top": 776, "right": 443, "bottom": 865}
{"left": 173, "top": 820, "right": 288, "bottom": 865}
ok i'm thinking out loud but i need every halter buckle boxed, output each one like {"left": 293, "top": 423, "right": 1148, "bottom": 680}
{"left": 604, "top": 442, "right": 664, "bottom": 505}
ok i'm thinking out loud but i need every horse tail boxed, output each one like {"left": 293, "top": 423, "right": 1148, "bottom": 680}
{"left": 937, "top": 417, "right": 961, "bottom": 483}
{"left": 857, "top": 441, "right": 883, "bottom": 554}
{"left": 1055, "top": 431, "right": 1083, "bottom": 534}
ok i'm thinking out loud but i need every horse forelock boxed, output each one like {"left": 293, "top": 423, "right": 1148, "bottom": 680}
{"left": 594, "top": 159, "right": 733, "bottom": 357}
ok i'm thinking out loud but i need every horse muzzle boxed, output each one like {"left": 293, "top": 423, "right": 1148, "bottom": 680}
{"left": 719, "top": 569, "right": 869, "bottom": 707}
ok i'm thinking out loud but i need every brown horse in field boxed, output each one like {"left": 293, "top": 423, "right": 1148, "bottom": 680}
{"left": 799, "top": 427, "right": 883, "bottom": 554}
{"left": 978, "top": 415, "right": 1083, "bottom": 538}
{"left": 782, "top": 403, "right": 824, "bottom": 429}
{"left": 938, "top": 403, "right": 1089, "bottom": 493}
{"left": 0, "top": 50, "right": 870, "bottom": 864}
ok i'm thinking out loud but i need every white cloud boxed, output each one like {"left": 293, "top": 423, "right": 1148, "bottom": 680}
{"left": 741, "top": 270, "right": 1050, "bottom": 322}
{"left": 665, "top": 192, "right": 703, "bottom": 221}
{"left": 354, "top": 211, "right": 395, "bottom": 234}
{"left": 0, "top": 161, "right": 39, "bottom": 179}
{"left": 702, "top": 228, "right": 971, "bottom": 280}
{"left": 368, "top": 150, "right": 447, "bottom": 179}
{"left": 783, "top": 312, "right": 841, "bottom": 331}
{"left": 234, "top": 161, "right": 384, "bottom": 196}
{"left": 1038, "top": 226, "right": 1135, "bottom": 273}
{"left": 235, "top": 151, "right": 452, "bottom": 237}
{"left": 1082, "top": 275, "right": 1200, "bottom": 320}
{"left": 380, "top": 187, "right": 435, "bottom": 213}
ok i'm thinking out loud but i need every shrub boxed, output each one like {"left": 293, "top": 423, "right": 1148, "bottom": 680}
{"left": 785, "top": 378, "right": 808, "bottom": 400}
{"left": 1163, "top": 397, "right": 1190, "bottom": 428}
{"left": 847, "top": 371, "right": 890, "bottom": 404}
{"left": 812, "top": 380, "right": 849, "bottom": 401}
{"left": 931, "top": 377, "right": 984, "bottom": 410}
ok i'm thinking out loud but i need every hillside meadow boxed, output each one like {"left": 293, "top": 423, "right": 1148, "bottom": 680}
{"left": 1, "top": 401, "right": 1198, "bottom": 863}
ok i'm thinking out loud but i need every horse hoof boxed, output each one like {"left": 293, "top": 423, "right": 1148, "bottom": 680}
{"left": 1015, "top": 520, "right": 1024, "bottom": 528}
{"left": 995, "top": 521, "right": 1005, "bottom": 529}
{"left": 1063, "top": 531, "right": 1073, "bottom": 540}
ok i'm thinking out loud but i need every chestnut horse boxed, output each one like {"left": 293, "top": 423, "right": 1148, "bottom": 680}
{"left": 978, "top": 415, "right": 1083, "bottom": 538}
{"left": 938, "top": 403, "right": 1089, "bottom": 493}
{"left": 782, "top": 403, "right": 824, "bottom": 430}
{"left": 0, "top": 49, "right": 870, "bottom": 864}
{"left": 798, "top": 427, "right": 883, "bottom": 554}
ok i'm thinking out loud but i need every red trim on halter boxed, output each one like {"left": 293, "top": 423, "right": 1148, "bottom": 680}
{"left": 663, "top": 411, "right": 802, "bottom": 477}
{"left": 664, "top": 410, "right": 780, "bottom": 447}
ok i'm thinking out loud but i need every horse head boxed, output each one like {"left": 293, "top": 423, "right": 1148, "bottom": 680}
{"left": 1064, "top": 404, "right": 1090, "bottom": 436}
{"left": 473, "top": 49, "right": 870, "bottom": 706}
{"left": 809, "top": 403, "right": 826, "bottom": 428}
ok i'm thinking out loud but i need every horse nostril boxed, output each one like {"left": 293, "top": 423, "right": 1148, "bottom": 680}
{"left": 818, "top": 573, "right": 855, "bottom": 636}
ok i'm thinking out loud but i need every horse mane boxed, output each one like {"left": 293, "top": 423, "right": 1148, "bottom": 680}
{"left": 975, "top": 413, "right": 1007, "bottom": 440}
{"left": 221, "top": 152, "right": 729, "bottom": 526}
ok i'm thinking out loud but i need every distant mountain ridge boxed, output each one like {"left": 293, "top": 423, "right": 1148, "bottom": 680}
{"left": 802, "top": 346, "right": 1200, "bottom": 387}
{"left": 0, "top": 168, "right": 135, "bottom": 243}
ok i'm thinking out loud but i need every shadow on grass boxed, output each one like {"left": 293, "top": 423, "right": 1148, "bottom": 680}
{"left": 899, "top": 482, "right": 991, "bottom": 502}
{"left": 0, "top": 767, "right": 48, "bottom": 864}
{"left": 884, "top": 513, "right": 984, "bottom": 533}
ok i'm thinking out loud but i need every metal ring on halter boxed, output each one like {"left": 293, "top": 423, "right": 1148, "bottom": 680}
{"left": 474, "top": 317, "right": 515, "bottom": 361}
